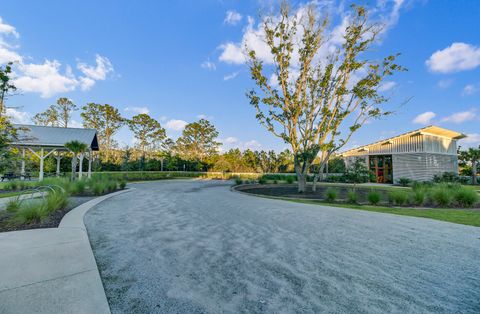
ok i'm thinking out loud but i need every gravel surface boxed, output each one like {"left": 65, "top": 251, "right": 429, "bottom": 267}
{"left": 85, "top": 180, "right": 480, "bottom": 314}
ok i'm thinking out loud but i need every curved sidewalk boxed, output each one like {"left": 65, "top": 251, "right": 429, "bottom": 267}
{"left": 0, "top": 189, "right": 130, "bottom": 314}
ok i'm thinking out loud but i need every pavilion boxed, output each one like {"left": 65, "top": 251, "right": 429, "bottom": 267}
{"left": 10, "top": 124, "right": 99, "bottom": 181}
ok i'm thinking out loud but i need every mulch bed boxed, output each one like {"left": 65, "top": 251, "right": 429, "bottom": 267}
{"left": 0, "top": 196, "right": 95, "bottom": 233}
{"left": 235, "top": 184, "right": 391, "bottom": 203}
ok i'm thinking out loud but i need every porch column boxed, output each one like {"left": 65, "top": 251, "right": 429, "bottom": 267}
{"left": 39, "top": 148, "right": 44, "bottom": 181}
{"left": 78, "top": 153, "right": 84, "bottom": 179}
{"left": 87, "top": 149, "right": 92, "bottom": 179}
{"left": 55, "top": 153, "right": 62, "bottom": 177}
{"left": 21, "top": 148, "right": 25, "bottom": 177}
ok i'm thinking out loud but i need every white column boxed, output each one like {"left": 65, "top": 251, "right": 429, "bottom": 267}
{"left": 55, "top": 153, "right": 62, "bottom": 177}
{"left": 39, "top": 148, "right": 44, "bottom": 181}
{"left": 21, "top": 148, "right": 25, "bottom": 177}
{"left": 87, "top": 150, "right": 92, "bottom": 179}
{"left": 78, "top": 153, "right": 84, "bottom": 179}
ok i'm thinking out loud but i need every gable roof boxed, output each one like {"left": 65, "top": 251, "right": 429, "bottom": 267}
{"left": 339, "top": 125, "right": 466, "bottom": 156}
{"left": 11, "top": 124, "right": 99, "bottom": 151}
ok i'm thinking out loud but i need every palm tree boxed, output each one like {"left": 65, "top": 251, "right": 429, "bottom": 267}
{"left": 65, "top": 140, "right": 88, "bottom": 181}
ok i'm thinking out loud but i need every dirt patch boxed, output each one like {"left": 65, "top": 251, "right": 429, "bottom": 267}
{"left": 0, "top": 196, "right": 95, "bottom": 233}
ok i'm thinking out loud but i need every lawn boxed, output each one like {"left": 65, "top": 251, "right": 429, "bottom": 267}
{"left": 273, "top": 197, "right": 480, "bottom": 227}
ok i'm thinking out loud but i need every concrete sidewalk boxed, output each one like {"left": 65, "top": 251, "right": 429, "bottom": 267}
{"left": 0, "top": 189, "right": 130, "bottom": 314}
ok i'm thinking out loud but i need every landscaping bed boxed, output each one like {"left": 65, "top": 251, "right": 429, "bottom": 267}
{"left": 0, "top": 196, "right": 95, "bottom": 232}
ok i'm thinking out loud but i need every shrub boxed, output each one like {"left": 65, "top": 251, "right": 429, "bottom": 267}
{"left": 389, "top": 190, "right": 409, "bottom": 206}
{"left": 397, "top": 178, "right": 411, "bottom": 187}
{"left": 367, "top": 190, "right": 381, "bottom": 205}
{"left": 6, "top": 199, "right": 20, "bottom": 212}
{"left": 14, "top": 201, "right": 48, "bottom": 224}
{"left": 107, "top": 180, "right": 117, "bottom": 192}
{"left": 44, "top": 190, "right": 68, "bottom": 213}
{"left": 325, "top": 188, "right": 338, "bottom": 202}
{"left": 428, "top": 186, "right": 454, "bottom": 207}
{"left": 119, "top": 180, "right": 127, "bottom": 189}
{"left": 234, "top": 177, "right": 243, "bottom": 185}
{"left": 286, "top": 176, "right": 294, "bottom": 184}
{"left": 347, "top": 190, "right": 358, "bottom": 204}
{"left": 273, "top": 180, "right": 278, "bottom": 184}
{"left": 93, "top": 182, "right": 106, "bottom": 196}
{"left": 258, "top": 177, "right": 267, "bottom": 184}
{"left": 454, "top": 188, "right": 479, "bottom": 208}
{"left": 70, "top": 180, "right": 87, "bottom": 195}
{"left": 411, "top": 189, "right": 426, "bottom": 206}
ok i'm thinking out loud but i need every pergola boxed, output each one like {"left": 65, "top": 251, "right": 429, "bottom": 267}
{"left": 11, "top": 124, "right": 99, "bottom": 181}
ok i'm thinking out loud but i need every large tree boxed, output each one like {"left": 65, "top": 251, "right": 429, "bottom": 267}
{"left": 53, "top": 97, "right": 77, "bottom": 128}
{"left": 32, "top": 106, "right": 59, "bottom": 126}
{"left": 175, "top": 119, "right": 220, "bottom": 163}
{"left": 127, "top": 113, "right": 167, "bottom": 158}
{"left": 247, "top": 4, "right": 404, "bottom": 192}
{"left": 81, "top": 103, "right": 124, "bottom": 161}
{"left": 0, "top": 62, "right": 17, "bottom": 118}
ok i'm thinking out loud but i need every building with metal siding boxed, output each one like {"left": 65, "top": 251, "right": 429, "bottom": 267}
{"left": 339, "top": 126, "right": 465, "bottom": 183}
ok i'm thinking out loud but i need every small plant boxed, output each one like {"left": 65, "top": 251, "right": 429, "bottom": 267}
{"left": 70, "top": 180, "right": 87, "bottom": 195}
{"left": 397, "top": 178, "right": 411, "bottom": 187}
{"left": 258, "top": 177, "right": 267, "bottom": 184}
{"left": 411, "top": 189, "right": 426, "bottom": 206}
{"left": 454, "top": 188, "right": 478, "bottom": 208}
{"left": 367, "top": 190, "right": 381, "bottom": 205}
{"left": 14, "top": 201, "right": 48, "bottom": 224}
{"left": 347, "top": 190, "right": 358, "bottom": 204}
{"left": 273, "top": 180, "right": 278, "bottom": 184}
{"left": 234, "top": 177, "right": 243, "bottom": 185}
{"left": 325, "top": 188, "right": 338, "bottom": 202}
{"left": 93, "top": 182, "right": 106, "bottom": 196}
{"left": 429, "top": 186, "right": 454, "bottom": 207}
{"left": 6, "top": 199, "right": 20, "bottom": 212}
{"left": 286, "top": 176, "right": 294, "bottom": 184}
{"left": 119, "top": 180, "right": 127, "bottom": 189}
{"left": 389, "top": 190, "right": 409, "bottom": 206}
{"left": 44, "top": 190, "right": 68, "bottom": 213}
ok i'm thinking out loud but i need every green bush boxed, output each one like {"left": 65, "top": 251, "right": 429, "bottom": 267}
{"left": 70, "top": 180, "right": 87, "bottom": 195}
{"left": 428, "top": 186, "right": 454, "bottom": 207}
{"left": 454, "top": 188, "right": 479, "bottom": 208}
{"left": 234, "top": 177, "right": 243, "bottom": 185}
{"left": 411, "top": 189, "right": 426, "bottom": 206}
{"left": 119, "top": 180, "right": 127, "bottom": 189}
{"left": 325, "top": 188, "right": 338, "bottom": 202}
{"left": 14, "top": 201, "right": 48, "bottom": 224}
{"left": 397, "top": 178, "right": 411, "bottom": 187}
{"left": 44, "top": 190, "right": 68, "bottom": 213}
{"left": 389, "top": 190, "right": 409, "bottom": 206}
{"left": 347, "top": 190, "right": 358, "bottom": 204}
{"left": 258, "top": 177, "right": 267, "bottom": 184}
{"left": 367, "top": 190, "right": 381, "bottom": 205}
{"left": 93, "top": 182, "right": 106, "bottom": 196}
{"left": 286, "top": 176, "right": 295, "bottom": 184}
{"left": 6, "top": 199, "right": 20, "bottom": 212}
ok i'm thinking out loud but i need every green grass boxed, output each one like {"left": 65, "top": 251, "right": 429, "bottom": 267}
{"left": 0, "top": 191, "right": 23, "bottom": 198}
{"left": 253, "top": 195, "right": 480, "bottom": 227}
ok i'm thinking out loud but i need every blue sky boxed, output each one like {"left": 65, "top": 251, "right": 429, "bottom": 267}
{"left": 1, "top": 0, "right": 479, "bottom": 151}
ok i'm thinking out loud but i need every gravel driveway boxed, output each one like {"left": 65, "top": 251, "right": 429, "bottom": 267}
{"left": 85, "top": 180, "right": 480, "bottom": 313}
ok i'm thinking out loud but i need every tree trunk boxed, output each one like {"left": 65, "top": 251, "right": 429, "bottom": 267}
{"left": 473, "top": 160, "right": 477, "bottom": 185}
{"left": 294, "top": 159, "right": 308, "bottom": 193}
{"left": 312, "top": 155, "right": 329, "bottom": 192}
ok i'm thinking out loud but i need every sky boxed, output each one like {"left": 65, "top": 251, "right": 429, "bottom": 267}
{"left": 1, "top": 0, "right": 479, "bottom": 152}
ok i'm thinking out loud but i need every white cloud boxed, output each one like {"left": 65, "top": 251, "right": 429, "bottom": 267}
{"left": 459, "top": 133, "right": 480, "bottom": 148}
{"left": 243, "top": 139, "right": 262, "bottom": 150}
{"left": 14, "top": 60, "right": 79, "bottom": 98}
{"left": 0, "top": 16, "right": 113, "bottom": 98}
{"left": 378, "top": 81, "right": 397, "bottom": 92}
{"left": 6, "top": 108, "right": 30, "bottom": 124}
{"left": 426, "top": 43, "right": 480, "bottom": 73}
{"left": 218, "top": 42, "right": 247, "bottom": 64}
{"left": 223, "top": 71, "right": 239, "bottom": 81}
{"left": 165, "top": 119, "right": 187, "bottom": 131}
{"left": 224, "top": 10, "right": 243, "bottom": 26}
{"left": 441, "top": 109, "right": 477, "bottom": 124}
{"left": 437, "top": 79, "right": 453, "bottom": 89}
{"left": 69, "top": 119, "right": 83, "bottom": 128}
{"left": 224, "top": 136, "right": 238, "bottom": 144}
{"left": 413, "top": 111, "right": 436, "bottom": 125}
{"left": 462, "top": 84, "right": 479, "bottom": 96}
{"left": 197, "top": 113, "right": 213, "bottom": 120}
{"left": 200, "top": 60, "right": 216, "bottom": 71}
{"left": 124, "top": 106, "right": 150, "bottom": 115}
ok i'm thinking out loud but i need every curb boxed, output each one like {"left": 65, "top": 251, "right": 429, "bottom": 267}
{"left": 59, "top": 188, "right": 132, "bottom": 314}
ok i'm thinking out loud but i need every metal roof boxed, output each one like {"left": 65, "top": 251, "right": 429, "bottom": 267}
{"left": 339, "top": 125, "right": 466, "bottom": 156}
{"left": 11, "top": 124, "right": 99, "bottom": 151}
